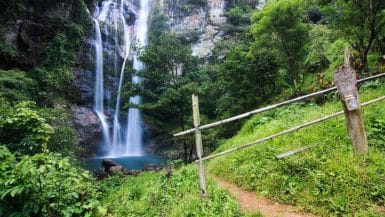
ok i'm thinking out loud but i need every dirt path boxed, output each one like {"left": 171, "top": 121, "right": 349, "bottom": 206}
{"left": 213, "top": 177, "right": 316, "bottom": 217}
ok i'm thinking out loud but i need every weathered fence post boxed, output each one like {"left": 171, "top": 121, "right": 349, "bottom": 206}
{"left": 192, "top": 94, "right": 208, "bottom": 197}
{"left": 334, "top": 48, "right": 368, "bottom": 154}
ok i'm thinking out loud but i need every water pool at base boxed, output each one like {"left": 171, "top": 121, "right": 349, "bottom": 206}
{"left": 84, "top": 155, "right": 164, "bottom": 171}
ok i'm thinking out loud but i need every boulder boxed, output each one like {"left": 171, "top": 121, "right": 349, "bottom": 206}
{"left": 71, "top": 105, "right": 103, "bottom": 157}
{"left": 101, "top": 159, "right": 120, "bottom": 171}
{"left": 101, "top": 159, "right": 142, "bottom": 176}
{"left": 92, "top": 169, "right": 109, "bottom": 179}
{"left": 109, "top": 165, "right": 124, "bottom": 175}
{"left": 143, "top": 163, "right": 162, "bottom": 172}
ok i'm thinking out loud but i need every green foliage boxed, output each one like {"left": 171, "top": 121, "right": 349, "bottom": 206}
{"left": 35, "top": 22, "right": 85, "bottom": 104}
{"left": 0, "top": 69, "right": 37, "bottom": 103}
{"left": 148, "top": 7, "right": 170, "bottom": 41}
{"left": 321, "top": 0, "right": 385, "bottom": 73}
{"left": 305, "top": 25, "right": 334, "bottom": 74}
{"left": 325, "top": 38, "right": 349, "bottom": 74}
{"left": 251, "top": 0, "right": 309, "bottom": 87}
{"left": 139, "top": 33, "right": 196, "bottom": 109}
{"left": 0, "top": 101, "right": 80, "bottom": 157}
{"left": 31, "top": 67, "right": 79, "bottom": 105}
{"left": 0, "top": 0, "right": 89, "bottom": 106}
{"left": 365, "top": 100, "right": 385, "bottom": 150}
{"left": 138, "top": 33, "right": 199, "bottom": 160}
{"left": 0, "top": 0, "right": 27, "bottom": 22}
{"left": 71, "top": 0, "right": 92, "bottom": 27}
{"left": 227, "top": 0, "right": 259, "bottom": 11}
{"left": 43, "top": 33, "right": 75, "bottom": 69}
{"left": 0, "top": 40, "right": 18, "bottom": 61}
{"left": 208, "top": 85, "right": 385, "bottom": 216}
{"left": 227, "top": 7, "right": 249, "bottom": 25}
{"left": 0, "top": 101, "right": 53, "bottom": 155}
{"left": 39, "top": 108, "right": 80, "bottom": 157}
{"left": 101, "top": 165, "right": 244, "bottom": 216}
{"left": 0, "top": 146, "right": 103, "bottom": 217}
{"left": 216, "top": 46, "right": 281, "bottom": 118}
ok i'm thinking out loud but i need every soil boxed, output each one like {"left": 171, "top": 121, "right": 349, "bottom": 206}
{"left": 213, "top": 177, "right": 316, "bottom": 217}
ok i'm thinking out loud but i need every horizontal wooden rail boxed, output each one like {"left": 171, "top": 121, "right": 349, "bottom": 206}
{"left": 276, "top": 146, "right": 311, "bottom": 159}
{"left": 195, "top": 95, "right": 385, "bottom": 162}
{"left": 175, "top": 73, "right": 385, "bottom": 137}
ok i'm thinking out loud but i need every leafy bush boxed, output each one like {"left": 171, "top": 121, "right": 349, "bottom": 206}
{"left": 227, "top": 7, "right": 250, "bottom": 25}
{"left": 227, "top": 7, "right": 244, "bottom": 25}
{"left": 71, "top": 0, "right": 92, "bottom": 27}
{"left": 0, "top": 101, "right": 53, "bottom": 155}
{"left": 39, "top": 108, "right": 80, "bottom": 157}
{"left": 0, "top": 69, "right": 37, "bottom": 103}
{"left": 0, "top": 100, "right": 81, "bottom": 157}
{"left": 305, "top": 25, "right": 334, "bottom": 74}
{"left": 31, "top": 67, "right": 80, "bottom": 105}
{"left": 43, "top": 33, "right": 75, "bottom": 69}
{"left": 0, "top": 146, "right": 104, "bottom": 217}
{"left": 0, "top": 41, "right": 18, "bottom": 61}
{"left": 216, "top": 47, "right": 281, "bottom": 119}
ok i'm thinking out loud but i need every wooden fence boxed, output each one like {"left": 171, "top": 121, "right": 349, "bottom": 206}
{"left": 174, "top": 55, "right": 385, "bottom": 196}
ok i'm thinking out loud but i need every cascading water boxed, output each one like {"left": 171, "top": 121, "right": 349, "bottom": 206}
{"left": 92, "top": 18, "right": 111, "bottom": 148}
{"left": 125, "top": 0, "right": 150, "bottom": 155}
{"left": 91, "top": 0, "right": 151, "bottom": 157}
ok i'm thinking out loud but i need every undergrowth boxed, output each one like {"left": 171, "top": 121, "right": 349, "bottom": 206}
{"left": 100, "top": 165, "right": 255, "bottom": 217}
{"left": 208, "top": 81, "right": 385, "bottom": 216}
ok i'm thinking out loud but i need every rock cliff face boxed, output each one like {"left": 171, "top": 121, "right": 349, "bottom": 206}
{"left": 161, "top": 0, "right": 227, "bottom": 58}
{"left": 0, "top": 0, "right": 259, "bottom": 157}
{"left": 0, "top": 0, "right": 109, "bottom": 157}
{"left": 70, "top": 105, "right": 103, "bottom": 157}
{"left": 0, "top": 0, "right": 92, "bottom": 69}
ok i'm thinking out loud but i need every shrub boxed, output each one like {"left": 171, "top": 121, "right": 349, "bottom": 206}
{"left": 40, "top": 108, "right": 80, "bottom": 157}
{"left": 227, "top": 7, "right": 245, "bottom": 25}
{"left": 0, "top": 69, "right": 37, "bottom": 103}
{"left": 102, "top": 165, "right": 243, "bottom": 216}
{"left": 0, "top": 101, "right": 53, "bottom": 155}
{"left": 31, "top": 67, "right": 78, "bottom": 105}
{"left": 0, "top": 146, "right": 104, "bottom": 217}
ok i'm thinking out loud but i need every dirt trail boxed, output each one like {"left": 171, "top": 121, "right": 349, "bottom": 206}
{"left": 213, "top": 177, "right": 316, "bottom": 217}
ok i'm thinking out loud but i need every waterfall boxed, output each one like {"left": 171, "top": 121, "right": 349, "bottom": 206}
{"left": 92, "top": 18, "right": 111, "bottom": 148}
{"left": 92, "top": 0, "right": 151, "bottom": 157}
{"left": 126, "top": 0, "right": 151, "bottom": 155}
{"left": 257, "top": 0, "right": 267, "bottom": 9}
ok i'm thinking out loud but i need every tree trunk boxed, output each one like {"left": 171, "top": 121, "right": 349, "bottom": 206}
{"left": 180, "top": 111, "right": 188, "bottom": 163}
{"left": 189, "top": 142, "right": 194, "bottom": 162}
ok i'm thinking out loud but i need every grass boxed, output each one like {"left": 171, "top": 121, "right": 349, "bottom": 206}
{"left": 99, "top": 165, "right": 255, "bottom": 217}
{"left": 207, "top": 80, "right": 385, "bottom": 216}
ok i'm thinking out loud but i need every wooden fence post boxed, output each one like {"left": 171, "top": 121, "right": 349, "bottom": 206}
{"left": 192, "top": 94, "right": 208, "bottom": 197}
{"left": 334, "top": 48, "right": 368, "bottom": 154}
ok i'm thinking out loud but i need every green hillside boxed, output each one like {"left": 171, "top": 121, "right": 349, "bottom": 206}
{"left": 208, "top": 82, "right": 385, "bottom": 216}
